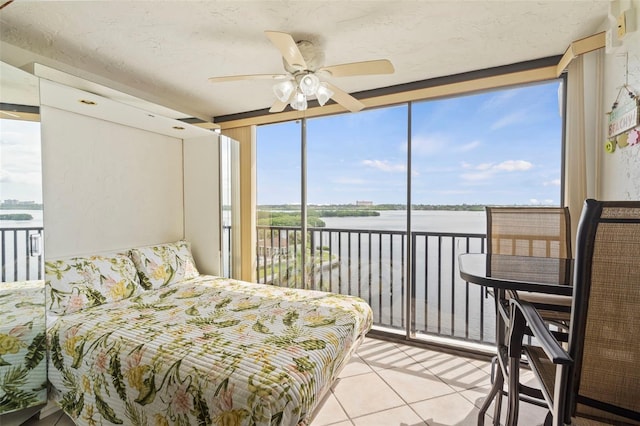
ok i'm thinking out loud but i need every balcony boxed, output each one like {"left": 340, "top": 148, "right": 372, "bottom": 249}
{"left": 5, "top": 225, "right": 494, "bottom": 350}
{"left": 256, "top": 225, "right": 495, "bottom": 350}
{"left": 1, "top": 226, "right": 44, "bottom": 282}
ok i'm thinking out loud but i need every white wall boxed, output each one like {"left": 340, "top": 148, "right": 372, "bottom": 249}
{"left": 600, "top": 0, "right": 640, "bottom": 199}
{"left": 184, "top": 135, "right": 221, "bottom": 275}
{"left": 39, "top": 78, "right": 221, "bottom": 262}
{"left": 41, "top": 106, "right": 184, "bottom": 257}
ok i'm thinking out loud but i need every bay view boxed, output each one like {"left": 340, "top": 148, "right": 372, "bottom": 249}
{"left": 1, "top": 209, "right": 44, "bottom": 282}
{"left": 320, "top": 209, "right": 486, "bottom": 233}
{"left": 3, "top": 207, "right": 496, "bottom": 345}
{"left": 0, "top": 209, "right": 43, "bottom": 228}
{"left": 257, "top": 208, "right": 496, "bottom": 345}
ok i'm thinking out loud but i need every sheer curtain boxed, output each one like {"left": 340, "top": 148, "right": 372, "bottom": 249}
{"left": 563, "top": 49, "right": 604, "bottom": 245}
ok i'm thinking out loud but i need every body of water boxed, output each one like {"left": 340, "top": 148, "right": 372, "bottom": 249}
{"left": 261, "top": 209, "right": 495, "bottom": 344}
{"left": 0, "top": 209, "right": 44, "bottom": 228}
{"left": 1, "top": 210, "right": 44, "bottom": 282}
{"left": 320, "top": 209, "right": 486, "bottom": 234}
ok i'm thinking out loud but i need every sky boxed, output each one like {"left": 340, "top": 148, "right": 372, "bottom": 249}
{"left": 0, "top": 81, "right": 562, "bottom": 207}
{"left": 257, "top": 80, "right": 563, "bottom": 206}
{"left": 0, "top": 119, "right": 42, "bottom": 203}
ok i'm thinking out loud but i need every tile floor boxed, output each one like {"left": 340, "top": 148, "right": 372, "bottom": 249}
{"left": 23, "top": 337, "right": 548, "bottom": 426}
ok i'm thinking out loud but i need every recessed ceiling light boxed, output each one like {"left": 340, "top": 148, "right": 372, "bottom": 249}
{"left": 79, "top": 99, "right": 97, "bottom": 105}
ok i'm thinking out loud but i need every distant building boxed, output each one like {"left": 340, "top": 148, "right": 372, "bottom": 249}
{"left": 2, "top": 200, "right": 35, "bottom": 205}
{"left": 356, "top": 200, "right": 373, "bottom": 206}
{"left": 257, "top": 238, "right": 290, "bottom": 258}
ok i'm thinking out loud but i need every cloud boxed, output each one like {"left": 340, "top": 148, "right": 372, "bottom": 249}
{"left": 460, "top": 160, "right": 533, "bottom": 181}
{"left": 476, "top": 163, "right": 494, "bottom": 171}
{"left": 493, "top": 160, "right": 533, "bottom": 172}
{"left": 0, "top": 119, "right": 42, "bottom": 201}
{"left": 409, "top": 134, "right": 449, "bottom": 156}
{"left": 0, "top": 169, "right": 41, "bottom": 186}
{"left": 480, "top": 89, "right": 520, "bottom": 110}
{"left": 362, "top": 159, "right": 406, "bottom": 173}
{"left": 454, "top": 140, "right": 481, "bottom": 153}
{"left": 544, "top": 179, "right": 561, "bottom": 186}
{"left": 460, "top": 171, "right": 494, "bottom": 181}
{"left": 331, "top": 177, "right": 368, "bottom": 185}
{"left": 490, "top": 109, "right": 529, "bottom": 130}
{"left": 530, "top": 198, "right": 556, "bottom": 205}
{"left": 404, "top": 134, "right": 476, "bottom": 155}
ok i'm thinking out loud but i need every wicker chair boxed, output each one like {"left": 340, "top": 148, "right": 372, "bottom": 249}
{"left": 485, "top": 207, "right": 573, "bottom": 420}
{"left": 507, "top": 199, "right": 640, "bottom": 426}
{"left": 486, "top": 206, "right": 572, "bottom": 259}
{"left": 485, "top": 207, "right": 573, "bottom": 348}
{"left": 486, "top": 206, "right": 573, "bottom": 317}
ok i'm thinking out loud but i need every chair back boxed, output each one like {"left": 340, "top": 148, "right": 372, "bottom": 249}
{"left": 486, "top": 206, "right": 571, "bottom": 258}
{"left": 567, "top": 199, "right": 640, "bottom": 423}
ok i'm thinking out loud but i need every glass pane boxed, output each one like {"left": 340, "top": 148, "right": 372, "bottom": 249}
{"left": 256, "top": 120, "right": 302, "bottom": 287}
{"left": 410, "top": 81, "right": 563, "bottom": 346}
{"left": 0, "top": 119, "right": 43, "bottom": 282}
{"left": 220, "top": 135, "right": 240, "bottom": 278}
{"left": 0, "top": 61, "right": 47, "bottom": 415}
{"left": 307, "top": 106, "right": 409, "bottom": 331}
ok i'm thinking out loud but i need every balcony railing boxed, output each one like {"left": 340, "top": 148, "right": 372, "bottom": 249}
{"left": 1, "top": 227, "right": 44, "bottom": 282}
{"left": 1, "top": 224, "right": 494, "bottom": 346}
{"left": 257, "top": 225, "right": 494, "bottom": 346}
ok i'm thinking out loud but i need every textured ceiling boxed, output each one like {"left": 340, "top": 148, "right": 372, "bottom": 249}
{"left": 0, "top": 1, "right": 610, "bottom": 122}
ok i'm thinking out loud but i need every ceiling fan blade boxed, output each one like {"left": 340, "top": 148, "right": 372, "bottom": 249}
{"left": 324, "top": 82, "right": 365, "bottom": 113}
{"left": 209, "top": 74, "right": 288, "bottom": 83}
{"left": 265, "top": 31, "right": 307, "bottom": 70}
{"left": 269, "top": 99, "right": 288, "bottom": 113}
{"left": 319, "top": 59, "right": 394, "bottom": 78}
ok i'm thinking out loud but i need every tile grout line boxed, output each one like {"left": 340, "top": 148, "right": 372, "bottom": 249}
{"left": 358, "top": 342, "right": 438, "bottom": 424}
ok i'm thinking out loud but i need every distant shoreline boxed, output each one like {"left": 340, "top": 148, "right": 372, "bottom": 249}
{"left": 0, "top": 203, "right": 43, "bottom": 210}
{"left": 258, "top": 204, "right": 488, "bottom": 212}
{"left": 0, "top": 213, "right": 34, "bottom": 221}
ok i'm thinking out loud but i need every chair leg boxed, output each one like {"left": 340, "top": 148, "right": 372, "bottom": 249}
{"left": 490, "top": 355, "right": 497, "bottom": 384}
{"left": 544, "top": 410, "right": 552, "bottom": 426}
{"left": 506, "top": 356, "right": 520, "bottom": 426}
{"left": 477, "top": 363, "right": 504, "bottom": 426}
{"left": 493, "top": 383, "right": 503, "bottom": 426}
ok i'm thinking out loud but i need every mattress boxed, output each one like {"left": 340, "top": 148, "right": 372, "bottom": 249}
{"left": 48, "top": 275, "right": 372, "bottom": 425}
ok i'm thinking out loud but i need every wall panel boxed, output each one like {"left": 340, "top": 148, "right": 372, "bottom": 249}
{"left": 183, "top": 134, "right": 221, "bottom": 275}
{"left": 41, "top": 106, "right": 184, "bottom": 257}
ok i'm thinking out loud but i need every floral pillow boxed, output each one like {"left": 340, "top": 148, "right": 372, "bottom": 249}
{"left": 45, "top": 254, "right": 140, "bottom": 315}
{"left": 128, "top": 240, "right": 199, "bottom": 290}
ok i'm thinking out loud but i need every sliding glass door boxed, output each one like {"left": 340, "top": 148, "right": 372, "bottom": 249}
{"left": 256, "top": 120, "right": 302, "bottom": 287}
{"left": 306, "top": 107, "right": 408, "bottom": 329}
{"left": 410, "top": 81, "right": 564, "bottom": 345}
{"left": 255, "top": 79, "right": 564, "bottom": 350}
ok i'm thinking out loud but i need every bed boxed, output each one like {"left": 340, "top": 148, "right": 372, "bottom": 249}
{"left": 45, "top": 241, "right": 372, "bottom": 425}
{"left": 0, "top": 280, "right": 47, "bottom": 414}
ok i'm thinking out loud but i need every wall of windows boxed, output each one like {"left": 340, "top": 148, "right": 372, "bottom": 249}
{"left": 409, "top": 82, "right": 563, "bottom": 344}
{"left": 255, "top": 80, "right": 563, "bottom": 349}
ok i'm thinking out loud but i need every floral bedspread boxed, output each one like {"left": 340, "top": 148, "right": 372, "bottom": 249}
{"left": 48, "top": 275, "right": 372, "bottom": 425}
{"left": 0, "top": 280, "right": 47, "bottom": 414}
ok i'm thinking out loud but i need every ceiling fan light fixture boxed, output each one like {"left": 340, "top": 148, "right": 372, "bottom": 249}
{"left": 290, "top": 90, "right": 308, "bottom": 111}
{"left": 316, "top": 83, "right": 334, "bottom": 106}
{"left": 273, "top": 80, "right": 295, "bottom": 102}
{"left": 299, "top": 73, "right": 320, "bottom": 96}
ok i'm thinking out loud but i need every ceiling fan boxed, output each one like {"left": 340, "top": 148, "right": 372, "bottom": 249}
{"left": 208, "top": 31, "right": 394, "bottom": 113}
